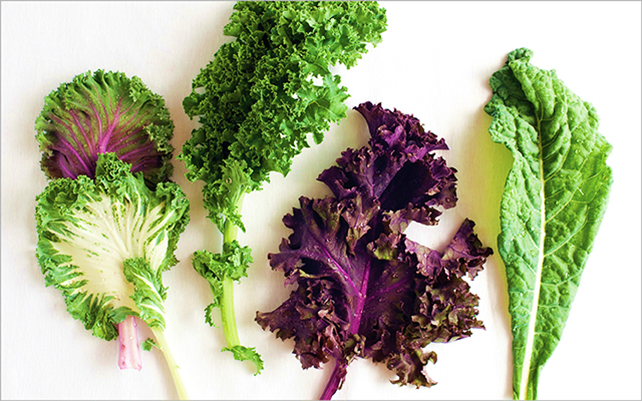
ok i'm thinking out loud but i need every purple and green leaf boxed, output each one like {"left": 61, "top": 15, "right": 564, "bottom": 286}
{"left": 35, "top": 70, "right": 174, "bottom": 186}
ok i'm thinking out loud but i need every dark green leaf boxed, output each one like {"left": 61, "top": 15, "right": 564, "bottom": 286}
{"left": 485, "top": 48, "right": 613, "bottom": 400}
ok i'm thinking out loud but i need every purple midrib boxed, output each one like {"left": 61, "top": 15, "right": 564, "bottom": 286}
{"left": 308, "top": 230, "right": 369, "bottom": 337}
{"left": 349, "top": 260, "right": 369, "bottom": 335}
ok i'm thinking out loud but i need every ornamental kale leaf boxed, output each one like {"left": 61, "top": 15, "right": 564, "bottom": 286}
{"left": 256, "top": 102, "right": 492, "bottom": 400}
{"left": 179, "top": 1, "right": 387, "bottom": 373}
{"left": 35, "top": 153, "right": 190, "bottom": 399}
{"left": 484, "top": 48, "right": 613, "bottom": 400}
{"left": 35, "top": 70, "right": 175, "bottom": 187}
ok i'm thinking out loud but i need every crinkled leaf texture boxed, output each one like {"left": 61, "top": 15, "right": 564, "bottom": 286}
{"left": 223, "top": 344, "right": 265, "bottom": 376}
{"left": 192, "top": 240, "right": 253, "bottom": 328}
{"left": 179, "top": 1, "right": 387, "bottom": 231}
{"left": 192, "top": 239, "right": 265, "bottom": 375}
{"left": 256, "top": 102, "right": 492, "bottom": 399}
{"left": 35, "top": 70, "right": 175, "bottom": 187}
{"left": 35, "top": 153, "right": 190, "bottom": 340}
{"left": 484, "top": 48, "right": 613, "bottom": 400}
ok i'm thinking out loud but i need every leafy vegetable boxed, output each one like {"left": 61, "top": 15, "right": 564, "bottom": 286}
{"left": 256, "top": 102, "right": 492, "bottom": 400}
{"left": 35, "top": 153, "right": 190, "bottom": 399}
{"left": 484, "top": 48, "right": 613, "bottom": 400}
{"left": 35, "top": 70, "right": 175, "bottom": 187}
{"left": 179, "top": 1, "right": 387, "bottom": 373}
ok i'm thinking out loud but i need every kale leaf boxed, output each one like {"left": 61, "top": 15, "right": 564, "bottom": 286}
{"left": 484, "top": 48, "right": 613, "bottom": 400}
{"left": 256, "top": 102, "right": 492, "bottom": 399}
{"left": 179, "top": 2, "right": 387, "bottom": 374}
{"left": 35, "top": 70, "right": 175, "bottom": 187}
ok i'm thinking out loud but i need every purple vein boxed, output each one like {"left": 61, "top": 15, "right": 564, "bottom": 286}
{"left": 118, "top": 98, "right": 138, "bottom": 117}
{"left": 106, "top": 100, "right": 139, "bottom": 139}
{"left": 98, "top": 99, "right": 124, "bottom": 152}
{"left": 51, "top": 138, "right": 92, "bottom": 176}
{"left": 58, "top": 159, "right": 77, "bottom": 179}
{"left": 98, "top": 90, "right": 110, "bottom": 127}
{"left": 312, "top": 233, "right": 369, "bottom": 332}
{"left": 87, "top": 95, "right": 104, "bottom": 138}
{"left": 109, "top": 133, "right": 150, "bottom": 154}
{"left": 349, "top": 259, "right": 369, "bottom": 335}
{"left": 367, "top": 275, "right": 411, "bottom": 302}
{"left": 108, "top": 126, "right": 146, "bottom": 151}
{"left": 104, "top": 110, "right": 149, "bottom": 152}
{"left": 102, "top": 80, "right": 113, "bottom": 126}
{"left": 130, "top": 159, "right": 157, "bottom": 172}
{"left": 319, "top": 245, "right": 360, "bottom": 297}
{"left": 68, "top": 109, "right": 95, "bottom": 156}
{"left": 85, "top": 111, "right": 96, "bottom": 154}
{"left": 50, "top": 114, "right": 92, "bottom": 174}
{"left": 118, "top": 143, "right": 156, "bottom": 160}
{"left": 118, "top": 109, "right": 149, "bottom": 135}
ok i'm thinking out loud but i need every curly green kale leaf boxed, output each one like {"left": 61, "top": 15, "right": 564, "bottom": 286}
{"left": 179, "top": 1, "right": 387, "bottom": 374}
{"left": 180, "top": 1, "right": 387, "bottom": 231}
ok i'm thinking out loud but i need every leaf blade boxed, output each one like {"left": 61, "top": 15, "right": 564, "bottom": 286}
{"left": 35, "top": 70, "right": 175, "bottom": 186}
{"left": 485, "top": 48, "right": 613, "bottom": 399}
{"left": 35, "top": 153, "right": 190, "bottom": 338}
{"left": 257, "top": 103, "right": 492, "bottom": 399}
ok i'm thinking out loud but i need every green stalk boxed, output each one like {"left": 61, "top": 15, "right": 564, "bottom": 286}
{"left": 150, "top": 327, "right": 189, "bottom": 400}
{"left": 199, "top": 188, "right": 263, "bottom": 374}
{"left": 221, "top": 206, "right": 242, "bottom": 349}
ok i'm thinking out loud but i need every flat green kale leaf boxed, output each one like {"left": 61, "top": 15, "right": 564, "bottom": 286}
{"left": 485, "top": 48, "right": 613, "bottom": 400}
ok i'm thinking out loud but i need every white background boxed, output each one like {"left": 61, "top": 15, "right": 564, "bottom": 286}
{"left": 2, "top": 1, "right": 640, "bottom": 400}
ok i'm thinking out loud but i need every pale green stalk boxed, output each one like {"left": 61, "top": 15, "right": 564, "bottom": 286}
{"left": 220, "top": 194, "right": 243, "bottom": 349}
{"left": 150, "top": 327, "right": 189, "bottom": 400}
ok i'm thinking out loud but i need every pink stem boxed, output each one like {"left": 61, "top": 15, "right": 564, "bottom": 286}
{"left": 118, "top": 315, "right": 142, "bottom": 371}
{"left": 320, "top": 360, "right": 344, "bottom": 400}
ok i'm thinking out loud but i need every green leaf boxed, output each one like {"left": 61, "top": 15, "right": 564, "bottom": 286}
{"left": 141, "top": 337, "right": 158, "bottom": 351}
{"left": 35, "top": 70, "right": 175, "bottom": 186}
{"left": 35, "top": 153, "right": 190, "bottom": 339}
{"left": 179, "top": 1, "right": 386, "bottom": 374}
{"left": 204, "top": 303, "right": 219, "bottom": 328}
{"left": 222, "top": 345, "right": 265, "bottom": 376}
{"left": 192, "top": 240, "right": 253, "bottom": 313}
{"left": 484, "top": 48, "right": 613, "bottom": 400}
{"left": 201, "top": 159, "right": 251, "bottom": 233}
{"left": 179, "top": 1, "right": 387, "bottom": 231}
{"left": 192, "top": 251, "right": 225, "bottom": 314}
{"left": 123, "top": 257, "right": 167, "bottom": 329}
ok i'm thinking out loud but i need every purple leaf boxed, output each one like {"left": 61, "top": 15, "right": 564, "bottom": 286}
{"left": 257, "top": 102, "right": 492, "bottom": 399}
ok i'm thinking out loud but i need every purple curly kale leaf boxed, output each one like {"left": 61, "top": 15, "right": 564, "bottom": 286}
{"left": 256, "top": 102, "right": 492, "bottom": 399}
